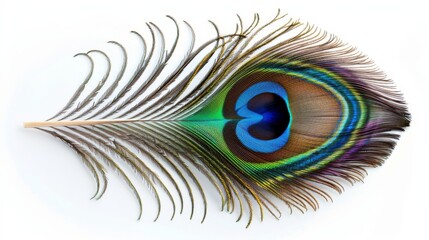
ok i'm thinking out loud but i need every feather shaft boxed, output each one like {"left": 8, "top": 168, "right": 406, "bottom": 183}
{"left": 24, "top": 119, "right": 141, "bottom": 128}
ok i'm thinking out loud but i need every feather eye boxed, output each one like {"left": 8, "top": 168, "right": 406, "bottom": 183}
{"left": 25, "top": 11, "right": 410, "bottom": 227}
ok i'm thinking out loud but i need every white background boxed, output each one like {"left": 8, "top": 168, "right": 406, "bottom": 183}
{"left": 1, "top": 0, "right": 428, "bottom": 239}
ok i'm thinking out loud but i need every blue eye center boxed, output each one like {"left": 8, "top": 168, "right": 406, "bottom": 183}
{"left": 247, "top": 93, "right": 290, "bottom": 140}
{"left": 234, "top": 81, "right": 292, "bottom": 153}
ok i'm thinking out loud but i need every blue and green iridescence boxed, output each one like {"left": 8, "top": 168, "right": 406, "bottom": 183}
{"left": 183, "top": 59, "right": 368, "bottom": 184}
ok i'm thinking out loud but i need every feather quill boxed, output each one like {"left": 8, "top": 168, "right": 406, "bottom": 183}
{"left": 25, "top": 11, "right": 410, "bottom": 227}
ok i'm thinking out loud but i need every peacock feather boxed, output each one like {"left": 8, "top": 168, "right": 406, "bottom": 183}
{"left": 24, "top": 11, "right": 410, "bottom": 227}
